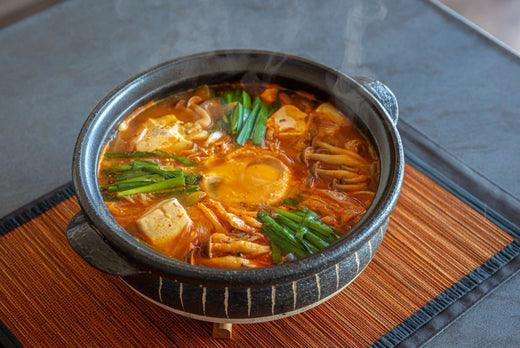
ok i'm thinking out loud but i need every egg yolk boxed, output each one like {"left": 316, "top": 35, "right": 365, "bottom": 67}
{"left": 201, "top": 153, "right": 290, "bottom": 206}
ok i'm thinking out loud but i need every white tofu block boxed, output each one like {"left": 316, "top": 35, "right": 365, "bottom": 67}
{"left": 137, "top": 198, "right": 191, "bottom": 245}
{"left": 134, "top": 115, "right": 193, "bottom": 152}
{"left": 269, "top": 105, "right": 307, "bottom": 137}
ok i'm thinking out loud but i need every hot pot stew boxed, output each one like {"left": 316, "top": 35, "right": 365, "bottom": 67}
{"left": 98, "top": 81, "right": 380, "bottom": 269}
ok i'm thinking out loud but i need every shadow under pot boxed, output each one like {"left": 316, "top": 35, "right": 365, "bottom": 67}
{"left": 67, "top": 50, "right": 404, "bottom": 324}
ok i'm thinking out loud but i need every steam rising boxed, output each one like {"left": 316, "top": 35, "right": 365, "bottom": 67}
{"left": 341, "top": 0, "right": 387, "bottom": 77}
{"left": 110, "top": 0, "right": 387, "bottom": 85}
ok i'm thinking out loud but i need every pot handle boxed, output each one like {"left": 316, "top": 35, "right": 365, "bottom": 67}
{"left": 354, "top": 77, "right": 399, "bottom": 125}
{"left": 66, "top": 211, "right": 146, "bottom": 276}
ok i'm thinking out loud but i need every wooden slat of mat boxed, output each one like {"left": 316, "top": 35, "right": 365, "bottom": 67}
{"left": 0, "top": 164, "right": 513, "bottom": 347}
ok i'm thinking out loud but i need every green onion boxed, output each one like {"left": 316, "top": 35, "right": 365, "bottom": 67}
{"left": 257, "top": 212, "right": 309, "bottom": 258}
{"left": 229, "top": 103, "right": 244, "bottom": 135}
{"left": 107, "top": 181, "right": 152, "bottom": 192}
{"left": 130, "top": 160, "right": 183, "bottom": 178}
{"left": 152, "top": 150, "right": 198, "bottom": 166}
{"left": 223, "top": 92, "right": 234, "bottom": 104}
{"left": 116, "top": 176, "right": 185, "bottom": 197}
{"left": 234, "top": 89, "right": 241, "bottom": 100}
{"left": 302, "top": 239, "right": 319, "bottom": 253}
{"left": 241, "top": 90, "right": 252, "bottom": 109}
{"left": 262, "top": 223, "right": 308, "bottom": 258}
{"left": 238, "top": 90, "right": 252, "bottom": 131}
{"left": 130, "top": 160, "right": 158, "bottom": 169}
{"left": 251, "top": 104, "right": 269, "bottom": 146}
{"left": 282, "top": 197, "right": 301, "bottom": 207}
{"left": 115, "top": 174, "right": 163, "bottom": 184}
{"left": 220, "top": 89, "right": 279, "bottom": 147}
{"left": 276, "top": 215, "right": 329, "bottom": 250}
{"left": 236, "top": 97, "right": 262, "bottom": 145}
{"left": 185, "top": 173, "right": 203, "bottom": 185}
{"left": 271, "top": 241, "right": 282, "bottom": 264}
{"left": 114, "top": 169, "right": 150, "bottom": 181}
{"left": 145, "top": 167, "right": 183, "bottom": 178}
{"left": 275, "top": 209, "right": 338, "bottom": 243}
{"left": 104, "top": 151, "right": 197, "bottom": 166}
{"left": 228, "top": 90, "right": 252, "bottom": 136}
{"left": 104, "top": 164, "right": 132, "bottom": 172}
{"left": 294, "top": 209, "right": 319, "bottom": 219}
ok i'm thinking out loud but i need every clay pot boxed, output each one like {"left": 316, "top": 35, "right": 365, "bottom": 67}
{"left": 67, "top": 50, "right": 404, "bottom": 323}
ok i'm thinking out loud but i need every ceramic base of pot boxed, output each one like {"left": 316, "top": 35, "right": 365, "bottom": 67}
{"left": 119, "top": 223, "right": 385, "bottom": 324}
{"left": 121, "top": 265, "right": 366, "bottom": 324}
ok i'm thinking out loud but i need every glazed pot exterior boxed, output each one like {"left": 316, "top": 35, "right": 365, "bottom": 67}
{"left": 121, "top": 221, "right": 387, "bottom": 323}
{"left": 68, "top": 50, "right": 404, "bottom": 323}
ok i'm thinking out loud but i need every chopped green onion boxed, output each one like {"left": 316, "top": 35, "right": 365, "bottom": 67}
{"left": 236, "top": 97, "right": 262, "bottom": 146}
{"left": 229, "top": 103, "right": 244, "bottom": 135}
{"left": 130, "top": 160, "right": 158, "bottom": 169}
{"left": 241, "top": 90, "right": 252, "bottom": 109}
{"left": 224, "top": 92, "right": 234, "bottom": 104}
{"left": 276, "top": 215, "right": 329, "bottom": 250}
{"left": 302, "top": 239, "right": 319, "bottom": 253}
{"left": 251, "top": 104, "right": 269, "bottom": 146}
{"left": 104, "top": 164, "right": 132, "bottom": 172}
{"left": 275, "top": 209, "right": 338, "bottom": 243}
{"left": 294, "top": 224, "right": 307, "bottom": 242}
{"left": 115, "top": 174, "right": 163, "bottom": 184}
{"left": 271, "top": 241, "right": 282, "bottom": 264}
{"left": 116, "top": 176, "right": 185, "bottom": 197}
{"left": 152, "top": 150, "right": 198, "bottom": 166}
{"left": 185, "top": 173, "right": 203, "bottom": 185}
{"left": 107, "top": 181, "right": 153, "bottom": 192}
{"left": 282, "top": 197, "right": 301, "bottom": 207}
{"left": 114, "top": 169, "right": 150, "bottom": 181}
{"left": 129, "top": 160, "right": 183, "bottom": 178}
{"left": 257, "top": 212, "right": 309, "bottom": 258}
{"left": 294, "top": 209, "right": 319, "bottom": 219}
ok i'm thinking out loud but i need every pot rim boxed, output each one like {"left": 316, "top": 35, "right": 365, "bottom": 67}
{"left": 73, "top": 49, "right": 404, "bottom": 287}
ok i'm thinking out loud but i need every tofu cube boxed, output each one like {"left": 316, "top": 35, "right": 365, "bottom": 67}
{"left": 268, "top": 105, "right": 307, "bottom": 137}
{"left": 134, "top": 115, "right": 193, "bottom": 152}
{"left": 137, "top": 198, "right": 191, "bottom": 246}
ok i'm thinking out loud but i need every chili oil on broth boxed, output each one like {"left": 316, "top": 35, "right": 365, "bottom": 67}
{"left": 98, "top": 82, "right": 379, "bottom": 269}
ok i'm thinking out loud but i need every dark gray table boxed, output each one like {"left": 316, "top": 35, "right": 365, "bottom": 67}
{"left": 1, "top": 0, "right": 519, "bottom": 346}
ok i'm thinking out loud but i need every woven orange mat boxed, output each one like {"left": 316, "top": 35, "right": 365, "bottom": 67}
{"left": 0, "top": 164, "right": 514, "bottom": 347}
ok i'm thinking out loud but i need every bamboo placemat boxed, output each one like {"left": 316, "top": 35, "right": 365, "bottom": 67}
{"left": 0, "top": 163, "right": 517, "bottom": 347}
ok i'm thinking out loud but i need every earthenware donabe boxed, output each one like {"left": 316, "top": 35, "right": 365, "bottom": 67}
{"left": 67, "top": 50, "right": 404, "bottom": 323}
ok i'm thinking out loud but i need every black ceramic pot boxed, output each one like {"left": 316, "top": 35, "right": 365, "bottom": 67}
{"left": 67, "top": 50, "right": 404, "bottom": 323}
